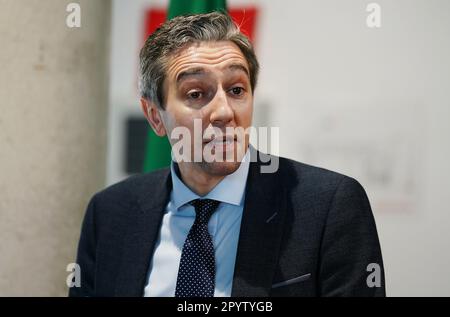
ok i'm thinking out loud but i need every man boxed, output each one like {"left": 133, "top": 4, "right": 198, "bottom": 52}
{"left": 69, "top": 12, "right": 385, "bottom": 297}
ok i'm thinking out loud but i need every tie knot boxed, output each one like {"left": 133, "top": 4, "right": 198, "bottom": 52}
{"left": 189, "top": 199, "right": 220, "bottom": 224}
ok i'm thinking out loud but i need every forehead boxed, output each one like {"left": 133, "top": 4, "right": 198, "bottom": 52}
{"left": 166, "top": 41, "right": 249, "bottom": 80}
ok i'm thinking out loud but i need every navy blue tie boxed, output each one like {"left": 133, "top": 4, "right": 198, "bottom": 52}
{"left": 175, "top": 199, "right": 220, "bottom": 297}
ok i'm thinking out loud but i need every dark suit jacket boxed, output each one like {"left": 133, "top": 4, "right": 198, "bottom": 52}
{"left": 69, "top": 150, "right": 385, "bottom": 297}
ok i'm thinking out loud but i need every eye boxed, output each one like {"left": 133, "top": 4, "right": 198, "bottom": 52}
{"left": 230, "top": 87, "right": 245, "bottom": 96}
{"left": 188, "top": 91, "right": 203, "bottom": 99}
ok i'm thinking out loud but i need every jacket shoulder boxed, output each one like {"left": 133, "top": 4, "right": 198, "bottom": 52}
{"left": 92, "top": 167, "right": 170, "bottom": 209}
{"left": 276, "top": 156, "right": 370, "bottom": 217}
{"left": 278, "top": 156, "right": 351, "bottom": 189}
{"left": 275, "top": 155, "right": 369, "bottom": 208}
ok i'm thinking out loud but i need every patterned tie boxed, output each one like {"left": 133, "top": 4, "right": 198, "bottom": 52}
{"left": 175, "top": 199, "right": 220, "bottom": 297}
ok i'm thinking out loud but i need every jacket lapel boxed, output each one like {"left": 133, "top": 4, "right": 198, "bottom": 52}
{"left": 231, "top": 150, "right": 287, "bottom": 296}
{"left": 114, "top": 170, "right": 172, "bottom": 296}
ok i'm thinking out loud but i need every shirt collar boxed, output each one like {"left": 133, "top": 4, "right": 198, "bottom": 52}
{"left": 170, "top": 149, "right": 251, "bottom": 211}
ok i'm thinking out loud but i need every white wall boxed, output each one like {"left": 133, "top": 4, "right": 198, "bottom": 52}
{"left": 108, "top": 0, "right": 450, "bottom": 296}
{"left": 0, "top": 0, "right": 111, "bottom": 296}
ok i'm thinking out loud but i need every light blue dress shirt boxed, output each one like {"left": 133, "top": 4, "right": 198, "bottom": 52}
{"left": 144, "top": 151, "right": 251, "bottom": 297}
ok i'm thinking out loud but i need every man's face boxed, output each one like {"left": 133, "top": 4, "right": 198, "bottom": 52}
{"left": 159, "top": 40, "right": 254, "bottom": 176}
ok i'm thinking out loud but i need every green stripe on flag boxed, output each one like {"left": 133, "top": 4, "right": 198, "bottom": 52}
{"left": 142, "top": 0, "right": 227, "bottom": 173}
{"left": 168, "top": 0, "right": 227, "bottom": 19}
{"left": 143, "top": 130, "right": 172, "bottom": 172}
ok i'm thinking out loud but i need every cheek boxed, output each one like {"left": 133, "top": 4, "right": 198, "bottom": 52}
{"left": 164, "top": 97, "right": 190, "bottom": 126}
{"left": 163, "top": 102, "right": 200, "bottom": 138}
{"left": 234, "top": 99, "right": 253, "bottom": 127}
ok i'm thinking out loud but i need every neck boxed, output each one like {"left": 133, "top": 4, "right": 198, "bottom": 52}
{"left": 177, "top": 162, "right": 225, "bottom": 197}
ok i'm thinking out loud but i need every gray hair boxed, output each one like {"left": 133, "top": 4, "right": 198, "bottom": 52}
{"left": 139, "top": 12, "right": 259, "bottom": 109}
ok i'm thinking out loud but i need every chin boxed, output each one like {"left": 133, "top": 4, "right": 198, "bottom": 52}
{"left": 199, "top": 160, "right": 241, "bottom": 176}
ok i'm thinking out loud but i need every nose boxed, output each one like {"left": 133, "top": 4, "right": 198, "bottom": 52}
{"left": 208, "top": 87, "right": 234, "bottom": 127}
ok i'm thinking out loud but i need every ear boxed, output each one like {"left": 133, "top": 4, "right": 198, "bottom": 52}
{"left": 140, "top": 98, "right": 167, "bottom": 137}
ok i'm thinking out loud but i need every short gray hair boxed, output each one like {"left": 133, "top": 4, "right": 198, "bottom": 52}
{"left": 139, "top": 12, "right": 259, "bottom": 109}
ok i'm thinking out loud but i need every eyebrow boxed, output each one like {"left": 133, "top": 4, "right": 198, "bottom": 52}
{"left": 225, "top": 63, "right": 250, "bottom": 78}
{"left": 176, "top": 63, "right": 250, "bottom": 83}
{"left": 176, "top": 67, "right": 207, "bottom": 83}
